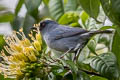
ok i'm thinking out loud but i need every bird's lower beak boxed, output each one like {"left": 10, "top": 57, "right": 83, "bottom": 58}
{"left": 31, "top": 27, "right": 37, "bottom": 31}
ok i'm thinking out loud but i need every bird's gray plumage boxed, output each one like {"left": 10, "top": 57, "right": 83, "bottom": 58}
{"left": 39, "top": 20, "right": 104, "bottom": 52}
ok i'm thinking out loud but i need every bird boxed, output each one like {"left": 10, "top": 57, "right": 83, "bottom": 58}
{"left": 32, "top": 20, "right": 112, "bottom": 61}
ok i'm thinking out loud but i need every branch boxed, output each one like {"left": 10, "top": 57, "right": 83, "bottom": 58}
{"left": 64, "top": 66, "right": 102, "bottom": 77}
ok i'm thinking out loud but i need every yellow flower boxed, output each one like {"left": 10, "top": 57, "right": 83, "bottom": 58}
{"left": 36, "top": 33, "right": 42, "bottom": 44}
{"left": 0, "top": 25, "right": 43, "bottom": 79}
{"left": 24, "top": 46, "right": 37, "bottom": 62}
{"left": 33, "top": 40, "right": 42, "bottom": 51}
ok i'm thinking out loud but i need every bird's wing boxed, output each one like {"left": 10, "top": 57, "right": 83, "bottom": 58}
{"left": 50, "top": 25, "right": 89, "bottom": 40}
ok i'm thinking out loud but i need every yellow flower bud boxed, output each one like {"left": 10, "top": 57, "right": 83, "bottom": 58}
{"left": 36, "top": 33, "right": 42, "bottom": 44}
{"left": 28, "top": 53, "right": 37, "bottom": 62}
{"left": 10, "top": 64, "right": 16, "bottom": 69}
{"left": 10, "top": 44, "right": 22, "bottom": 52}
{"left": 9, "top": 56, "right": 20, "bottom": 63}
{"left": 16, "top": 69, "right": 23, "bottom": 75}
{"left": 20, "top": 39, "right": 31, "bottom": 47}
{"left": 24, "top": 47, "right": 37, "bottom": 62}
{"left": 18, "top": 53, "right": 28, "bottom": 61}
{"left": 18, "top": 60, "right": 26, "bottom": 68}
{"left": 33, "top": 40, "right": 41, "bottom": 51}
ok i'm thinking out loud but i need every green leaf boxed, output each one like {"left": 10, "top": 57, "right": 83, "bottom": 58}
{"left": 69, "top": 22, "right": 80, "bottom": 27}
{"left": 65, "top": 60, "right": 78, "bottom": 80}
{"left": 98, "top": 34, "right": 110, "bottom": 47}
{"left": 112, "top": 28, "right": 120, "bottom": 69}
{"left": 43, "top": 0, "right": 49, "bottom": 5}
{"left": 79, "top": 0, "right": 100, "bottom": 19}
{"left": 64, "top": 0, "right": 78, "bottom": 12}
{"left": 22, "top": 14, "right": 36, "bottom": 36}
{"left": 78, "top": 46, "right": 90, "bottom": 62}
{"left": 90, "top": 76, "right": 108, "bottom": 80}
{"left": 0, "top": 6, "right": 8, "bottom": 11}
{"left": 58, "top": 12, "right": 80, "bottom": 26}
{"left": 0, "top": 12, "right": 14, "bottom": 22}
{"left": 87, "top": 40, "right": 97, "bottom": 55}
{"left": 100, "top": 26, "right": 116, "bottom": 30}
{"left": 0, "top": 35, "right": 5, "bottom": 51}
{"left": 11, "top": 16, "right": 23, "bottom": 31}
{"left": 90, "top": 52, "right": 119, "bottom": 79}
{"left": 110, "top": 0, "right": 120, "bottom": 25}
{"left": 0, "top": 74, "right": 14, "bottom": 80}
{"left": 65, "top": 60, "right": 78, "bottom": 73}
{"left": 62, "top": 73, "right": 73, "bottom": 80}
{"left": 15, "top": 0, "right": 24, "bottom": 16}
{"left": 100, "top": 0, "right": 120, "bottom": 26}
{"left": 25, "top": 0, "right": 41, "bottom": 20}
{"left": 80, "top": 11, "right": 89, "bottom": 26}
{"left": 49, "top": 0, "right": 64, "bottom": 21}
{"left": 76, "top": 71, "right": 90, "bottom": 80}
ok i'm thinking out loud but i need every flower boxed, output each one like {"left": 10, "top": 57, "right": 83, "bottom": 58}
{"left": 0, "top": 24, "right": 45, "bottom": 79}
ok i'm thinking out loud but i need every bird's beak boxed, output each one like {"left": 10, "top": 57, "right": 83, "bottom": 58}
{"left": 31, "top": 27, "right": 37, "bottom": 31}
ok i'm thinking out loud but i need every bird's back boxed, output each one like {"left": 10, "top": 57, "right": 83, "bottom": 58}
{"left": 43, "top": 25, "right": 90, "bottom": 52}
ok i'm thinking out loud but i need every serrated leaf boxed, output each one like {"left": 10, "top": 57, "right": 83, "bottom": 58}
{"left": 90, "top": 52, "right": 119, "bottom": 79}
{"left": 49, "top": 0, "right": 64, "bottom": 21}
{"left": 64, "top": 0, "right": 77, "bottom": 12}
{"left": 79, "top": 0, "right": 100, "bottom": 19}
{"left": 15, "top": 0, "right": 24, "bottom": 16}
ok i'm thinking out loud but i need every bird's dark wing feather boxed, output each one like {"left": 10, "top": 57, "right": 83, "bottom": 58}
{"left": 50, "top": 25, "right": 89, "bottom": 40}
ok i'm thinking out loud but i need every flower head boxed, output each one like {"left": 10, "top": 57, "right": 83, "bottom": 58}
{"left": 0, "top": 24, "right": 47, "bottom": 79}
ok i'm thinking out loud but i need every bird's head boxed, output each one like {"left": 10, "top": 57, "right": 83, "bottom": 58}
{"left": 39, "top": 20, "right": 57, "bottom": 31}
{"left": 31, "top": 20, "right": 57, "bottom": 34}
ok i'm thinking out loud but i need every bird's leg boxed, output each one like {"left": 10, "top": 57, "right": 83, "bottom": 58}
{"left": 73, "top": 43, "right": 85, "bottom": 62}
{"left": 73, "top": 43, "right": 81, "bottom": 61}
{"left": 73, "top": 50, "right": 77, "bottom": 61}
{"left": 73, "top": 48, "right": 82, "bottom": 62}
{"left": 59, "top": 48, "right": 72, "bottom": 59}
{"left": 48, "top": 49, "right": 72, "bottom": 63}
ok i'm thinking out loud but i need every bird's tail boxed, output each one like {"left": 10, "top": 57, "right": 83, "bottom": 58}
{"left": 89, "top": 30, "right": 112, "bottom": 35}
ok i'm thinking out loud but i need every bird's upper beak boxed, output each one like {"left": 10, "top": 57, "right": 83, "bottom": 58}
{"left": 31, "top": 22, "right": 41, "bottom": 31}
{"left": 31, "top": 27, "right": 37, "bottom": 31}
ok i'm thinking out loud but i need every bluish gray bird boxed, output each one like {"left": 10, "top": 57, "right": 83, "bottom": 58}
{"left": 34, "top": 20, "right": 112, "bottom": 60}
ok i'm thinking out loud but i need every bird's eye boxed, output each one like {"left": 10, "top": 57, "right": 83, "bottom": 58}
{"left": 41, "top": 22, "right": 45, "bottom": 27}
{"left": 40, "top": 22, "right": 46, "bottom": 30}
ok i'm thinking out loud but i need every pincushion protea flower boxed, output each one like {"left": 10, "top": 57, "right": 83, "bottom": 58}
{"left": 0, "top": 24, "right": 49, "bottom": 80}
